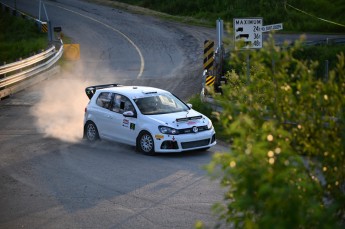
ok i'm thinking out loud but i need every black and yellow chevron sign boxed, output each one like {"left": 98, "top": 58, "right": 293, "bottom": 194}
{"left": 203, "top": 40, "right": 214, "bottom": 71}
{"left": 41, "top": 22, "right": 48, "bottom": 33}
{"left": 206, "top": 75, "right": 215, "bottom": 86}
{"left": 203, "top": 40, "right": 215, "bottom": 86}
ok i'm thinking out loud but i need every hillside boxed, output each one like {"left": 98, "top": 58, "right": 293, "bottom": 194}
{"left": 115, "top": 0, "right": 345, "bottom": 33}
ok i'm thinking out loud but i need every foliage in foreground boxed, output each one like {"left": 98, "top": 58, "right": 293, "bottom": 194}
{"left": 205, "top": 37, "right": 345, "bottom": 228}
{"left": 0, "top": 11, "right": 47, "bottom": 64}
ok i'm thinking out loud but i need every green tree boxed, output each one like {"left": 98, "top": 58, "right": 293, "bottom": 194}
{"left": 206, "top": 36, "right": 345, "bottom": 228}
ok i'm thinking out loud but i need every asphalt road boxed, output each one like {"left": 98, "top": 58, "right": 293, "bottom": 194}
{"left": 0, "top": 0, "right": 227, "bottom": 228}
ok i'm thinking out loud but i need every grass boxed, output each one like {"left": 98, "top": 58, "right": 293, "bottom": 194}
{"left": 0, "top": 10, "right": 47, "bottom": 64}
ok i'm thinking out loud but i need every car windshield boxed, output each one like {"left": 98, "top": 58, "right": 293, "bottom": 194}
{"left": 134, "top": 93, "right": 189, "bottom": 115}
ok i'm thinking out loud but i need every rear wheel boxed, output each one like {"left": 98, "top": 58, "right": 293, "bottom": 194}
{"left": 85, "top": 121, "right": 99, "bottom": 142}
{"left": 137, "top": 131, "right": 155, "bottom": 156}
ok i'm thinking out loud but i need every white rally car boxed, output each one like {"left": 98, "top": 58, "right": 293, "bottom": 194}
{"left": 83, "top": 84, "right": 216, "bottom": 155}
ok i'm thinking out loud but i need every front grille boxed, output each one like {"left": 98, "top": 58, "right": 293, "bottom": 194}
{"left": 178, "top": 125, "right": 208, "bottom": 134}
{"left": 181, "top": 139, "right": 210, "bottom": 149}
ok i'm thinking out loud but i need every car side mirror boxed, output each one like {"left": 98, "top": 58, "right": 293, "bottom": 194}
{"left": 187, "top": 103, "right": 193, "bottom": 108}
{"left": 123, "top": 111, "right": 135, "bottom": 117}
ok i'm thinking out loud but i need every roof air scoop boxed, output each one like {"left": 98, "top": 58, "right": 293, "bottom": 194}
{"left": 176, "top": 115, "right": 202, "bottom": 122}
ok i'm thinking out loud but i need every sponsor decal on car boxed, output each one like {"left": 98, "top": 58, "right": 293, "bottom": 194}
{"left": 155, "top": 134, "right": 164, "bottom": 140}
{"left": 130, "top": 123, "right": 135, "bottom": 130}
{"left": 123, "top": 119, "right": 129, "bottom": 127}
{"left": 187, "top": 121, "right": 197, "bottom": 125}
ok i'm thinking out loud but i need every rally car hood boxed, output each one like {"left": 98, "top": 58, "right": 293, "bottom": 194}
{"left": 146, "top": 109, "right": 209, "bottom": 128}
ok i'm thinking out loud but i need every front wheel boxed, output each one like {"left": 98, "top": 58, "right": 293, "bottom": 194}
{"left": 137, "top": 131, "right": 155, "bottom": 156}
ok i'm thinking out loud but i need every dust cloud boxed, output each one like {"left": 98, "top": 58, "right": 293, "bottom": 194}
{"left": 30, "top": 68, "right": 95, "bottom": 143}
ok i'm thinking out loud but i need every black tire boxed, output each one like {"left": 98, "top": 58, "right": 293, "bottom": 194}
{"left": 85, "top": 121, "right": 100, "bottom": 142}
{"left": 137, "top": 131, "right": 155, "bottom": 156}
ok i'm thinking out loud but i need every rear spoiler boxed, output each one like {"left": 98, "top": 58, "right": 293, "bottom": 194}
{"left": 85, "top": 84, "right": 122, "bottom": 100}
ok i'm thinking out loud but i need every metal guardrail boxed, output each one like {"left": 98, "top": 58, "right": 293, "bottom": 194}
{"left": 275, "top": 37, "right": 345, "bottom": 47}
{"left": 303, "top": 37, "right": 345, "bottom": 46}
{"left": 0, "top": 46, "right": 55, "bottom": 75}
{"left": 0, "top": 40, "right": 64, "bottom": 99}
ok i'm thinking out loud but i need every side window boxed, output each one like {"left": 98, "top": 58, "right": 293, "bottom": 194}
{"left": 96, "top": 92, "right": 112, "bottom": 109}
{"left": 112, "top": 94, "right": 122, "bottom": 113}
{"left": 111, "top": 94, "right": 135, "bottom": 114}
{"left": 123, "top": 97, "right": 135, "bottom": 113}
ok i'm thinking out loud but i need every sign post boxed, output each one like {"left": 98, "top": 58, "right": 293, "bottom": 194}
{"left": 38, "top": 0, "right": 53, "bottom": 42}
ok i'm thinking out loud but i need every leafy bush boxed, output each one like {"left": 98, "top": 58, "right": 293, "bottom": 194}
{"left": 188, "top": 94, "right": 213, "bottom": 119}
{"left": 205, "top": 36, "right": 345, "bottom": 228}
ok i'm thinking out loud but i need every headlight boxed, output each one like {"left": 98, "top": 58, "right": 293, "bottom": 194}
{"left": 158, "top": 126, "right": 179, "bottom": 135}
{"left": 207, "top": 121, "right": 213, "bottom": 130}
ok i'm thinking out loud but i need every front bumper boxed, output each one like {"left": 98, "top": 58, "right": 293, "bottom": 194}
{"left": 153, "top": 129, "right": 216, "bottom": 153}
